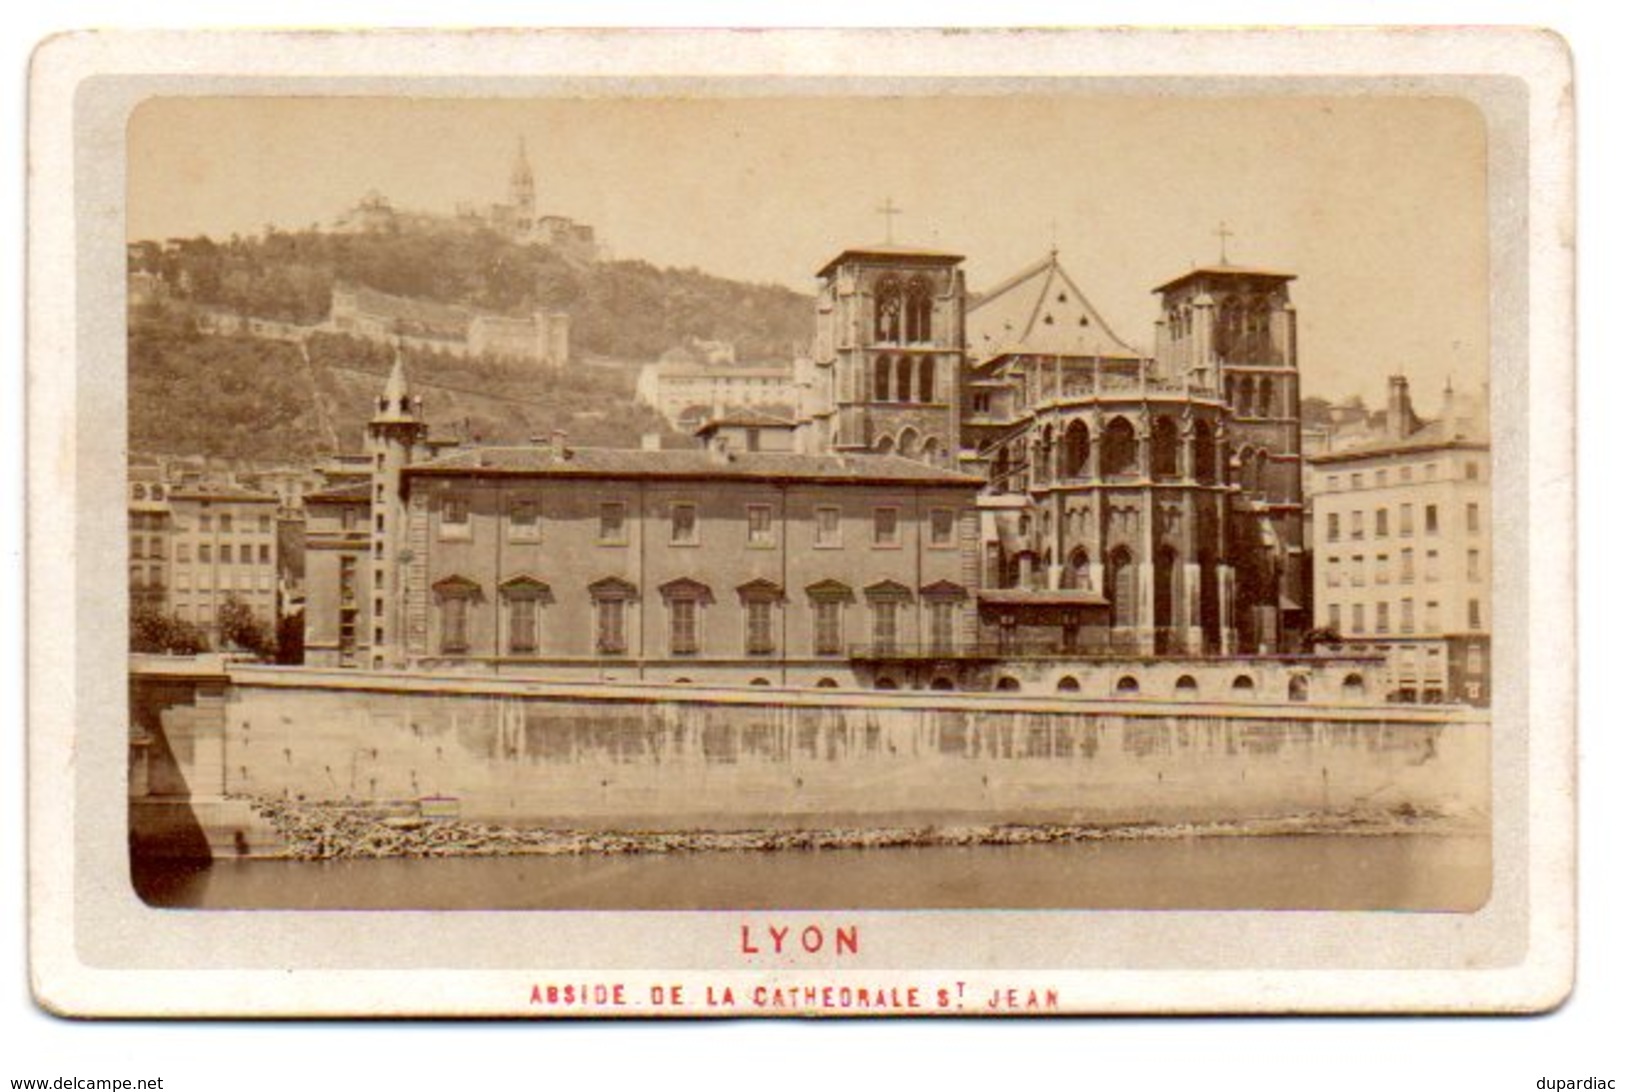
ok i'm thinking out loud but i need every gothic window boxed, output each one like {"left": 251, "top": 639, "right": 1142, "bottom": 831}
{"left": 874, "top": 355, "right": 891, "bottom": 402}
{"left": 904, "top": 276, "right": 933, "bottom": 343}
{"left": 896, "top": 357, "right": 913, "bottom": 402}
{"left": 1216, "top": 296, "right": 1245, "bottom": 361}
{"left": 1237, "top": 375, "right": 1255, "bottom": 417}
{"left": 1257, "top": 376, "right": 1274, "bottom": 418}
{"left": 1107, "top": 545, "right": 1136, "bottom": 630}
{"left": 1193, "top": 419, "right": 1217, "bottom": 483}
{"left": 1151, "top": 416, "right": 1180, "bottom": 479}
{"left": 1066, "top": 548, "right": 1091, "bottom": 590}
{"left": 918, "top": 356, "right": 935, "bottom": 402}
{"left": 1062, "top": 420, "right": 1090, "bottom": 479}
{"left": 874, "top": 277, "right": 903, "bottom": 343}
{"left": 1101, "top": 417, "right": 1138, "bottom": 477}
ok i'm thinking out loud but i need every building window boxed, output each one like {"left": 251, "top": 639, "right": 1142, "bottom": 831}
{"left": 1350, "top": 510, "right": 1365, "bottom": 540}
{"left": 597, "top": 599, "right": 627, "bottom": 654}
{"left": 1350, "top": 555, "right": 1365, "bottom": 587}
{"left": 199, "top": 514, "right": 213, "bottom": 532}
{"left": 1326, "top": 603, "right": 1341, "bottom": 632}
{"left": 670, "top": 502, "right": 698, "bottom": 545}
{"left": 1400, "top": 598, "right": 1415, "bottom": 634}
{"left": 259, "top": 544, "right": 271, "bottom": 565}
{"left": 1468, "top": 599, "right": 1483, "bottom": 630}
{"left": 928, "top": 600, "right": 956, "bottom": 652}
{"left": 1425, "top": 600, "right": 1441, "bottom": 631}
{"left": 440, "top": 597, "right": 469, "bottom": 654}
{"left": 1375, "top": 508, "right": 1389, "bottom": 537}
{"left": 814, "top": 600, "right": 843, "bottom": 655}
{"left": 1376, "top": 602, "right": 1390, "bottom": 634}
{"left": 929, "top": 508, "right": 956, "bottom": 547}
{"left": 506, "top": 597, "right": 539, "bottom": 653}
{"left": 1426, "top": 549, "right": 1440, "bottom": 582}
{"left": 1425, "top": 504, "right": 1439, "bottom": 534}
{"left": 1465, "top": 459, "right": 1480, "bottom": 481}
{"left": 666, "top": 599, "right": 698, "bottom": 656}
{"left": 745, "top": 599, "right": 774, "bottom": 656}
{"left": 1351, "top": 473, "right": 1364, "bottom": 490}
{"left": 1400, "top": 547, "right": 1414, "bottom": 583}
{"left": 376, "top": 512, "right": 385, "bottom": 533}
{"left": 1399, "top": 503, "right": 1414, "bottom": 537}
{"left": 175, "top": 542, "right": 190, "bottom": 564}
{"left": 1466, "top": 502, "right": 1481, "bottom": 533}
{"left": 1327, "top": 512, "right": 1340, "bottom": 542}
{"left": 342, "top": 508, "right": 357, "bottom": 532}
{"left": 199, "top": 544, "right": 212, "bottom": 564}
{"left": 440, "top": 496, "right": 472, "bottom": 540}
{"left": 1400, "top": 466, "right": 1413, "bottom": 483}
{"left": 746, "top": 504, "right": 775, "bottom": 547}
{"left": 1467, "top": 645, "right": 1485, "bottom": 674}
{"left": 1467, "top": 548, "right": 1482, "bottom": 582}
{"left": 220, "top": 514, "right": 233, "bottom": 533}
{"left": 873, "top": 507, "right": 901, "bottom": 547}
{"left": 1375, "top": 553, "right": 1389, "bottom": 584}
{"left": 1326, "top": 557, "right": 1342, "bottom": 587}
{"left": 1352, "top": 603, "right": 1365, "bottom": 634}
{"left": 814, "top": 506, "right": 842, "bottom": 548}
{"left": 1327, "top": 474, "right": 1340, "bottom": 492}
{"left": 870, "top": 600, "right": 899, "bottom": 653}
{"left": 508, "top": 499, "right": 542, "bottom": 543}
{"left": 599, "top": 502, "right": 627, "bottom": 544}
{"left": 258, "top": 515, "right": 272, "bottom": 533}
{"left": 1376, "top": 470, "right": 1388, "bottom": 488}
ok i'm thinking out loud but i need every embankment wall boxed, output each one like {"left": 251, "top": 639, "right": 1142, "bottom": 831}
{"left": 134, "top": 664, "right": 1489, "bottom": 833}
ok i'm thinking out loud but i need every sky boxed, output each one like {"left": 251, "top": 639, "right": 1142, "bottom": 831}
{"left": 128, "top": 94, "right": 1488, "bottom": 413}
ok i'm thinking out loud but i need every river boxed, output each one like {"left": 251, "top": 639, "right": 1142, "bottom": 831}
{"left": 132, "top": 831, "right": 1489, "bottom": 912}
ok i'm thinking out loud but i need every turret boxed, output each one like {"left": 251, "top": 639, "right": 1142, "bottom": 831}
{"left": 366, "top": 351, "right": 427, "bottom": 669}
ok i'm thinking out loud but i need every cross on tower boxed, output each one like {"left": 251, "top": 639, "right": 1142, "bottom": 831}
{"left": 876, "top": 197, "right": 903, "bottom": 244}
{"left": 1214, "top": 220, "right": 1235, "bottom": 265}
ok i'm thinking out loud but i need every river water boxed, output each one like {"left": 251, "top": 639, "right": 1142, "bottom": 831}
{"left": 133, "top": 832, "right": 1489, "bottom": 912}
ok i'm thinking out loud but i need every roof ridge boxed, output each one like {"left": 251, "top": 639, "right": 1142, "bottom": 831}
{"left": 967, "top": 255, "right": 1054, "bottom": 314}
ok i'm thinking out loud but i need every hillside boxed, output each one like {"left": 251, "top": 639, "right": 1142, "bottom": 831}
{"left": 128, "top": 307, "right": 694, "bottom": 464}
{"left": 129, "top": 225, "right": 814, "bottom": 362}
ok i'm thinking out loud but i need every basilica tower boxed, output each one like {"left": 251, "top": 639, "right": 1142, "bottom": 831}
{"left": 509, "top": 137, "right": 536, "bottom": 231}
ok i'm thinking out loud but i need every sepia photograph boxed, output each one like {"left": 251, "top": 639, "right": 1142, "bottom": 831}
{"left": 123, "top": 94, "right": 1494, "bottom": 915}
{"left": 25, "top": 26, "right": 1574, "bottom": 1021}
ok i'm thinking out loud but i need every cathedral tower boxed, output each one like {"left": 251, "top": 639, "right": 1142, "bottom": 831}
{"left": 1154, "top": 257, "right": 1305, "bottom": 651}
{"left": 366, "top": 352, "right": 428, "bottom": 669}
{"left": 803, "top": 243, "right": 967, "bottom": 464}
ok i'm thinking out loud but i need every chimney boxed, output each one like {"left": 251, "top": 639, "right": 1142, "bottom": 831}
{"left": 550, "top": 429, "right": 570, "bottom": 460}
{"left": 1386, "top": 374, "right": 1413, "bottom": 441}
{"left": 640, "top": 432, "right": 662, "bottom": 452}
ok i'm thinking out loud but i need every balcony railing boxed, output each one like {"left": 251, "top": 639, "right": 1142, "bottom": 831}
{"left": 848, "top": 630, "right": 1219, "bottom": 660}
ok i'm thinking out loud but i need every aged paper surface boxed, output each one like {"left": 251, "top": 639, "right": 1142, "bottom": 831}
{"left": 27, "top": 27, "right": 1573, "bottom": 1016}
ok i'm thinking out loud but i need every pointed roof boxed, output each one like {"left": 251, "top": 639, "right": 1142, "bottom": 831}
{"left": 369, "top": 350, "right": 423, "bottom": 428}
{"left": 967, "top": 250, "right": 1142, "bottom": 362}
{"left": 510, "top": 136, "right": 534, "bottom": 188}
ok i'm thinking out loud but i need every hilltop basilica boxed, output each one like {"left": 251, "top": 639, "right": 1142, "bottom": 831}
{"left": 304, "top": 229, "right": 1316, "bottom": 696}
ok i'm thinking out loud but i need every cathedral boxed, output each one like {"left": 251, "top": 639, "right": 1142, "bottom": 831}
{"left": 305, "top": 229, "right": 1312, "bottom": 689}
{"left": 796, "top": 238, "right": 1307, "bottom": 659}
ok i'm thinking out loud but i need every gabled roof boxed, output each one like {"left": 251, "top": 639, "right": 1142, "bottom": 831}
{"left": 967, "top": 251, "right": 1142, "bottom": 362}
